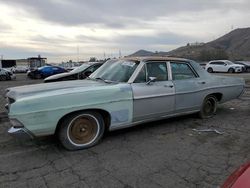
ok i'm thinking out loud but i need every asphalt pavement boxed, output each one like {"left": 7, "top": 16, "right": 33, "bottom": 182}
{"left": 0, "top": 73, "right": 249, "bottom": 188}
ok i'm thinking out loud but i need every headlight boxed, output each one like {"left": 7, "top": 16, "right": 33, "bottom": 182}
{"left": 4, "top": 89, "right": 10, "bottom": 98}
{"left": 8, "top": 97, "right": 15, "bottom": 104}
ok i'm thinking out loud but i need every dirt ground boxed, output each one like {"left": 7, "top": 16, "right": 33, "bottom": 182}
{"left": 0, "top": 74, "right": 249, "bottom": 188}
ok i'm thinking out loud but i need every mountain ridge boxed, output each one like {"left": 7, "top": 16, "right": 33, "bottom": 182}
{"left": 128, "top": 27, "right": 250, "bottom": 60}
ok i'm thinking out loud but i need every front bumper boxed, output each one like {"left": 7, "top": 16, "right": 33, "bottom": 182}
{"left": 8, "top": 118, "right": 34, "bottom": 140}
{"left": 235, "top": 68, "right": 242, "bottom": 72}
{"left": 8, "top": 127, "right": 34, "bottom": 140}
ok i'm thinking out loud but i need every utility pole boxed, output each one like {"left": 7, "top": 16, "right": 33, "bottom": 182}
{"left": 77, "top": 45, "right": 79, "bottom": 63}
{"left": 119, "top": 49, "right": 121, "bottom": 58}
{"left": 0, "top": 55, "right": 3, "bottom": 68}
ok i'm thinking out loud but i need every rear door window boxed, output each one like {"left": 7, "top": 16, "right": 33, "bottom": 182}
{"left": 171, "top": 62, "right": 197, "bottom": 80}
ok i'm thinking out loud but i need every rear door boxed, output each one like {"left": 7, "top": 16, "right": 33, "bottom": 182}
{"left": 171, "top": 61, "right": 205, "bottom": 112}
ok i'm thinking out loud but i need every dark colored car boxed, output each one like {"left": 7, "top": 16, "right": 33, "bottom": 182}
{"left": 221, "top": 161, "right": 250, "bottom": 188}
{"left": 44, "top": 62, "right": 103, "bottom": 83}
{"left": 234, "top": 62, "right": 250, "bottom": 72}
{"left": 27, "top": 66, "right": 67, "bottom": 79}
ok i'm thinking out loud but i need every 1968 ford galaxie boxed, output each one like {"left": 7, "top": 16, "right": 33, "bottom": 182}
{"left": 5, "top": 57, "right": 245, "bottom": 150}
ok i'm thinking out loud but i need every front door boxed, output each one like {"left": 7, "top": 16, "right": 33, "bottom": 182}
{"left": 131, "top": 62, "right": 175, "bottom": 122}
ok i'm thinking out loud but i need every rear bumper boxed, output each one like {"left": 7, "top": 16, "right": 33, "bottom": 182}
{"left": 8, "top": 127, "right": 34, "bottom": 140}
{"left": 10, "top": 75, "right": 16, "bottom": 80}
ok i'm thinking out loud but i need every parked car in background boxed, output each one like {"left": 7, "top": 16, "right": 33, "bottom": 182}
{"left": 221, "top": 161, "right": 250, "bottom": 188}
{"left": 0, "top": 68, "right": 16, "bottom": 81}
{"left": 27, "top": 66, "right": 67, "bottom": 79}
{"left": 12, "top": 66, "right": 28, "bottom": 73}
{"left": 44, "top": 62, "right": 103, "bottom": 83}
{"left": 205, "top": 60, "right": 244, "bottom": 73}
{"left": 5, "top": 57, "right": 245, "bottom": 150}
{"left": 234, "top": 61, "right": 250, "bottom": 72}
{"left": 198, "top": 62, "right": 207, "bottom": 69}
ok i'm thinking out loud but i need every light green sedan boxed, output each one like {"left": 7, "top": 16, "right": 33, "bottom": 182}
{"left": 5, "top": 57, "right": 245, "bottom": 150}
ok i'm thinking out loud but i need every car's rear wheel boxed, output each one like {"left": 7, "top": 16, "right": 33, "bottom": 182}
{"left": 35, "top": 73, "right": 42, "bottom": 79}
{"left": 0, "top": 75, "right": 7, "bottom": 81}
{"left": 199, "top": 95, "right": 217, "bottom": 119}
{"left": 228, "top": 68, "right": 234, "bottom": 73}
{"left": 207, "top": 67, "right": 213, "bottom": 73}
{"left": 58, "top": 111, "right": 105, "bottom": 150}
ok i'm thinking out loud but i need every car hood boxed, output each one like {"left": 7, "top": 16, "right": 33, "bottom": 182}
{"left": 6, "top": 79, "right": 107, "bottom": 100}
{"left": 230, "top": 64, "right": 244, "bottom": 67}
{"left": 44, "top": 72, "right": 75, "bottom": 81}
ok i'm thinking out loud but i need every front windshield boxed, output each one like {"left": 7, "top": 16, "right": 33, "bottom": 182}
{"left": 38, "top": 66, "right": 49, "bottom": 70}
{"left": 225, "top": 60, "right": 233, "bottom": 65}
{"left": 71, "top": 63, "right": 91, "bottom": 73}
{"left": 90, "top": 59, "right": 139, "bottom": 83}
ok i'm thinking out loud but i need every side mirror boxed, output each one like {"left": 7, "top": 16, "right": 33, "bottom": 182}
{"left": 224, "top": 64, "right": 227, "bottom": 66}
{"left": 146, "top": 77, "right": 156, "bottom": 85}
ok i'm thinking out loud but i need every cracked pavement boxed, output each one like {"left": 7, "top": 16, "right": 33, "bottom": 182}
{"left": 0, "top": 74, "right": 249, "bottom": 188}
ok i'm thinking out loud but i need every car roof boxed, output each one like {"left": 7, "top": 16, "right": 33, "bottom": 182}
{"left": 121, "top": 56, "right": 189, "bottom": 62}
{"left": 86, "top": 62, "right": 103, "bottom": 65}
{"left": 209, "top": 60, "right": 230, "bottom": 62}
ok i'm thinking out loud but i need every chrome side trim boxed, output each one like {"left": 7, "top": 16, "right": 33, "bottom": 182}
{"left": 174, "top": 84, "right": 244, "bottom": 96}
{"left": 133, "top": 84, "right": 243, "bottom": 100}
{"left": 109, "top": 109, "right": 199, "bottom": 131}
{"left": 134, "top": 93, "right": 175, "bottom": 99}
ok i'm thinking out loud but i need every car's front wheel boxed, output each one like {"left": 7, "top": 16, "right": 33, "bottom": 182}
{"left": 0, "top": 75, "right": 7, "bottom": 81}
{"left": 199, "top": 95, "right": 217, "bottom": 119}
{"left": 228, "top": 68, "right": 234, "bottom": 73}
{"left": 58, "top": 111, "right": 105, "bottom": 150}
{"left": 35, "top": 73, "right": 42, "bottom": 79}
{"left": 207, "top": 67, "right": 213, "bottom": 73}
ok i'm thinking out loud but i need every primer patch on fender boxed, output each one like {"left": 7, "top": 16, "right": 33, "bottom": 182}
{"left": 119, "top": 85, "right": 131, "bottom": 92}
{"left": 111, "top": 109, "right": 129, "bottom": 123}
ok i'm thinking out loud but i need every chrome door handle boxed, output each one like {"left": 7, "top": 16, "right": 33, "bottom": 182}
{"left": 198, "top": 81, "right": 206, "bottom": 84}
{"left": 164, "top": 84, "right": 174, "bottom": 88}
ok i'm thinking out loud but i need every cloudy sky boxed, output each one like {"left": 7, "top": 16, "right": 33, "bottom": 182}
{"left": 0, "top": 0, "right": 250, "bottom": 63}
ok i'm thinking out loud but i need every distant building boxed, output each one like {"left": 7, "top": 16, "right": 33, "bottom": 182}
{"left": 0, "top": 59, "right": 16, "bottom": 68}
{"left": 28, "top": 55, "right": 47, "bottom": 70}
{"left": 16, "top": 59, "right": 29, "bottom": 66}
{"left": 0, "top": 55, "right": 47, "bottom": 69}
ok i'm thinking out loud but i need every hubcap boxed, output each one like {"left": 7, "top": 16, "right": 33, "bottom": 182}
{"left": 68, "top": 115, "right": 98, "bottom": 145}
